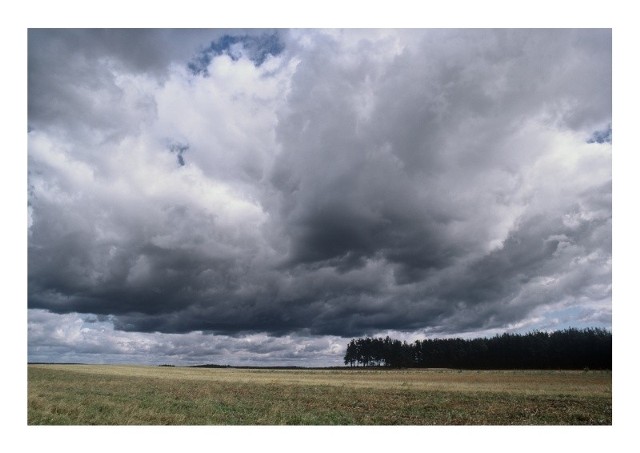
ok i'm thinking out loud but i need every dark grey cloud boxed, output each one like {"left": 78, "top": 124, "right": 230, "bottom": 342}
{"left": 28, "top": 29, "right": 611, "bottom": 364}
{"left": 28, "top": 29, "right": 195, "bottom": 135}
{"left": 27, "top": 29, "right": 279, "bottom": 139}
{"left": 271, "top": 29, "right": 610, "bottom": 277}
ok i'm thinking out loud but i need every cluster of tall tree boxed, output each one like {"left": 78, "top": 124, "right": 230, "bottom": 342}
{"left": 344, "top": 328, "right": 611, "bottom": 369}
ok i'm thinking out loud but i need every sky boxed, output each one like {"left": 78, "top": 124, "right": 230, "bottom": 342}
{"left": 27, "top": 28, "right": 612, "bottom": 367}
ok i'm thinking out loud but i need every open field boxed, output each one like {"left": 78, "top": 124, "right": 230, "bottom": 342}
{"left": 28, "top": 364, "right": 611, "bottom": 425}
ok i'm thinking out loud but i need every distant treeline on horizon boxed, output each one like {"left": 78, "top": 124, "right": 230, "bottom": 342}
{"left": 344, "top": 328, "right": 612, "bottom": 370}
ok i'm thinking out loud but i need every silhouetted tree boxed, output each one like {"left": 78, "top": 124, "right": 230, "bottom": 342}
{"left": 343, "top": 328, "right": 611, "bottom": 369}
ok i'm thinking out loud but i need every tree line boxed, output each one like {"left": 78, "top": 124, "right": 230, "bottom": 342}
{"left": 343, "top": 328, "right": 611, "bottom": 369}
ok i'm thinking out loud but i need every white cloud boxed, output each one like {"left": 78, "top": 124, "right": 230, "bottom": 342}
{"left": 28, "top": 309, "right": 346, "bottom": 366}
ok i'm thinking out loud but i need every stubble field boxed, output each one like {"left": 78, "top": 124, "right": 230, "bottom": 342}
{"left": 27, "top": 364, "right": 611, "bottom": 425}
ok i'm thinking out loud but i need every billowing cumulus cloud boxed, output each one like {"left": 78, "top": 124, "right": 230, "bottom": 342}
{"left": 28, "top": 29, "right": 611, "bottom": 365}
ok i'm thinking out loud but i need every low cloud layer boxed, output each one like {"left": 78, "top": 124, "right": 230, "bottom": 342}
{"left": 28, "top": 29, "right": 611, "bottom": 365}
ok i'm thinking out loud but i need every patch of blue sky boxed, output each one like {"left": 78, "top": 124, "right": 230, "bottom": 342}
{"left": 537, "top": 305, "right": 611, "bottom": 332}
{"left": 168, "top": 141, "right": 189, "bottom": 167}
{"left": 188, "top": 32, "right": 285, "bottom": 76}
{"left": 587, "top": 124, "right": 612, "bottom": 144}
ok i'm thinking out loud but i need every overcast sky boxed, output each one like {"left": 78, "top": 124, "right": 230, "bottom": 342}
{"left": 27, "top": 29, "right": 611, "bottom": 366}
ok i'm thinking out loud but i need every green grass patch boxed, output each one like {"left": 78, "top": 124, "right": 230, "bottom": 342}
{"left": 28, "top": 365, "right": 611, "bottom": 425}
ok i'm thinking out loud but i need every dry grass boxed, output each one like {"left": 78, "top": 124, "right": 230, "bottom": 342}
{"left": 28, "top": 365, "right": 611, "bottom": 425}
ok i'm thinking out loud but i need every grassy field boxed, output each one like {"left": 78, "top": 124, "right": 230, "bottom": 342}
{"left": 28, "top": 364, "right": 611, "bottom": 425}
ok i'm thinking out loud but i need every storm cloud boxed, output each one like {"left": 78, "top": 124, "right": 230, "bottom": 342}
{"left": 28, "top": 29, "right": 611, "bottom": 365}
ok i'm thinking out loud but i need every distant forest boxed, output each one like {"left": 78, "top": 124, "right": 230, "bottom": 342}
{"left": 344, "top": 328, "right": 611, "bottom": 370}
